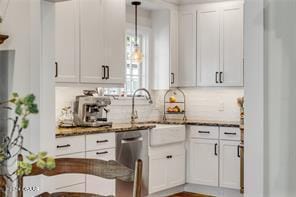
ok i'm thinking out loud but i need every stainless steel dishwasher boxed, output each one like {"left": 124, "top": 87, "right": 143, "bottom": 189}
{"left": 116, "top": 130, "right": 148, "bottom": 197}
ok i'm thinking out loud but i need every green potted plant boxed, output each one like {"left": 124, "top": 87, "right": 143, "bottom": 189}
{"left": 0, "top": 93, "right": 55, "bottom": 195}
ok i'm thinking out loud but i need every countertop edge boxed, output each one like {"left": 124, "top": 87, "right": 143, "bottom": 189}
{"left": 56, "top": 120, "right": 240, "bottom": 138}
{"left": 56, "top": 125, "right": 156, "bottom": 138}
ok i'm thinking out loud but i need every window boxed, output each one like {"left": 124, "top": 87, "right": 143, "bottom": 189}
{"left": 125, "top": 33, "right": 147, "bottom": 95}
{"left": 104, "top": 30, "right": 148, "bottom": 96}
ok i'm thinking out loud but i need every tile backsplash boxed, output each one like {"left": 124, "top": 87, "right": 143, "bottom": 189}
{"left": 153, "top": 87, "right": 244, "bottom": 121}
{"left": 55, "top": 87, "right": 243, "bottom": 125}
{"left": 55, "top": 87, "right": 160, "bottom": 124}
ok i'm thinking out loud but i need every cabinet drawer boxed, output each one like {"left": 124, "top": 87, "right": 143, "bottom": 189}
{"left": 189, "top": 126, "right": 219, "bottom": 139}
{"left": 86, "top": 133, "right": 115, "bottom": 151}
{"left": 56, "top": 135, "right": 85, "bottom": 156}
{"left": 86, "top": 148, "right": 115, "bottom": 195}
{"left": 220, "top": 127, "right": 240, "bottom": 141}
{"left": 86, "top": 148, "right": 115, "bottom": 161}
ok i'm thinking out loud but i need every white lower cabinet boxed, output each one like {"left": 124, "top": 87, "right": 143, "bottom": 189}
{"left": 187, "top": 126, "right": 240, "bottom": 190}
{"left": 167, "top": 153, "right": 186, "bottom": 187}
{"left": 219, "top": 140, "right": 240, "bottom": 189}
{"left": 187, "top": 139, "right": 219, "bottom": 187}
{"left": 85, "top": 148, "right": 116, "bottom": 196}
{"left": 149, "top": 146, "right": 185, "bottom": 194}
{"left": 149, "top": 155, "right": 167, "bottom": 193}
{"left": 54, "top": 152, "right": 86, "bottom": 192}
{"left": 54, "top": 133, "right": 116, "bottom": 195}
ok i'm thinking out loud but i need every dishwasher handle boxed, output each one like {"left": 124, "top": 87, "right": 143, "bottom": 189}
{"left": 121, "top": 136, "right": 143, "bottom": 144}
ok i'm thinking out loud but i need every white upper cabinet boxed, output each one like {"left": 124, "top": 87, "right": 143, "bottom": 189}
{"left": 55, "top": 0, "right": 125, "bottom": 85}
{"left": 54, "top": 0, "right": 80, "bottom": 83}
{"left": 170, "top": 10, "right": 179, "bottom": 87}
{"left": 178, "top": 10, "right": 197, "bottom": 87}
{"left": 80, "top": 0, "right": 105, "bottom": 84}
{"left": 197, "top": 2, "right": 244, "bottom": 87}
{"left": 196, "top": 7, "right": 220, "bottom": 86}
{"left": 101, "top": 0, "right": 125, "bottom": 84}
{"left": 219, "top": 4, "right": 244, "bottom": 86}
{"left": 151, "top": 10, "right": 171, "bottom": 90}
{"left": 80, "top": 0, "right": 125, "bottom": 85}
{"left": 179, "top": 2, "right": 244, "bottom": 87}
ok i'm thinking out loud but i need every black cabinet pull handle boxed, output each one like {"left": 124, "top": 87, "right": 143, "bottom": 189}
{"left": 198, "top": 131, "right": 210, "bottom": 134}
{"left": 57, "top": 144, "right": 71, "bottom": 149}
{"left": 106, "top": 66, "right": 110, "bottom": 80}
{"left": 215, "top": 72, "right": 219, "bottom": 83}
{"left": 237, "top": 145, "right": 241, "bottom": 158}
{"left": 171, "top": 73, "right": 175, "bottom": 84}
{"left": 102, "top": 65, "right": 106, "bottom": 79}
{"left": 219, "top": 72, "right": 223, "bottom": 83}
{"left": 55, "top": 62, "right": 58, "bottom": 78}
{"left": 214, "top": 143, "right": 218, "bottom": 156}
{"left": 96, "top": 140, "right": 108, "bottom": 143}
{"left": 96, "top": 151, "right": 108, "bottom": 155}
{"left": 166, "top": 155, "right": 173, "bottom": 159}
{"left": 224, "top": 132, "right": 237, "bottom": 135}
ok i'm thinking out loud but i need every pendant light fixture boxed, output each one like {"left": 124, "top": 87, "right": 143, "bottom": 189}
{"left": 131, "top": 1, "right": 143, "bottom": 64}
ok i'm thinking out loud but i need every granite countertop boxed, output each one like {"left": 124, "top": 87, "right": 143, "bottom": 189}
{"left": 56, "top": 119, "right": 240, "bottom": 138}
{"left": 142, "top": 119, "right": 240, "bottom": 128}
{"left": 56, "top": 123, "right": 156, "bottom": 138}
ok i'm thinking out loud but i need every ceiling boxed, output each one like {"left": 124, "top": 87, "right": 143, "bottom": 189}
{"left": 127, "top": 0, "right": 238, "bottom": 8}
{"left": 167, "top": 0, "right": 238, "bottom": 4}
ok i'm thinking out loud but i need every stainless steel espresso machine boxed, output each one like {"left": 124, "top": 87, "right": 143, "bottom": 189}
{"left": 74, "top": 96, "right": 112, "bottom": 127}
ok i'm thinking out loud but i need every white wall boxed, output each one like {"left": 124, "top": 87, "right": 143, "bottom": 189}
{"left": 126, "top": 5, "right": 152, "bottom": 28}
{"left": 0, "top": 0, "right": 31, "bottom": 94}
{"left": 0, "top": 0, "right": 55, "bottom": 196}
{"left": 263, "top": 0, "right": 296, "bottom": 196}
{"left": 244, "top": 0, "right": 264, "bottom": 196}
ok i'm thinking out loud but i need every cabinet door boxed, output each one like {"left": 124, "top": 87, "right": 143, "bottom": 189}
{"left": 178, "top": 10, "right": 197, "bottom": 87}
{"left": 80, "top": 0, "right": 106, "bottom": 84}
{"left": 167, "top": 153, "right": 186, "bottom": 188}
{"left": 54, "top": 152, "right": 85, "bottom": 191}
{"left": 54, "top": 0, "right": 79, "bottom": 83}
{"left": 196, "top": 7, "right": 220, "bottom": 86}
{"left": 149, "top": 155, "right": 167, "bottom": 193}
{"left": 187, "top": 139, "right": 219, "bottom": 186}
{"left": 220, "top": 4, "right": 244, "bottom": 86}
{"left": 170, "top": 10, "right": 179, "bottom": 87}
{"left": 102, "top": 0, "right": 125, "bottom": 84}
{"left": 86, "top": 148, "right": 116, "bottom": 196}
{"left": 219, "top": 141, "right": 240, "bottom": 189}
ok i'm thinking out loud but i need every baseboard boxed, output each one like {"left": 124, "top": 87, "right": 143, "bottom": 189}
{"left": 147, "top": 184, "right": 242, "bottom": 197}
{"left": 184, "top": 184, "right": 242, "bottom": 197}
{"left": 147, "top": 185, "right": 185, "bottom": 197}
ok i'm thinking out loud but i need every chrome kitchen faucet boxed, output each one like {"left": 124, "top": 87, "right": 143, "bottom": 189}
{"left": 131, "top": 88, "right": 153, "bottom": 125}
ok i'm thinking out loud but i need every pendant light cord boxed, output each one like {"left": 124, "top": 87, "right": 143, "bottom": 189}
{"left": 135, "top": 4, "right": 138, "bottom": 45}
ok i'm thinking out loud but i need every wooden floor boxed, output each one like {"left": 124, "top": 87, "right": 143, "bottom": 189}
{"left": 168, "top": 192, "right": 215, "bottom": 197}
